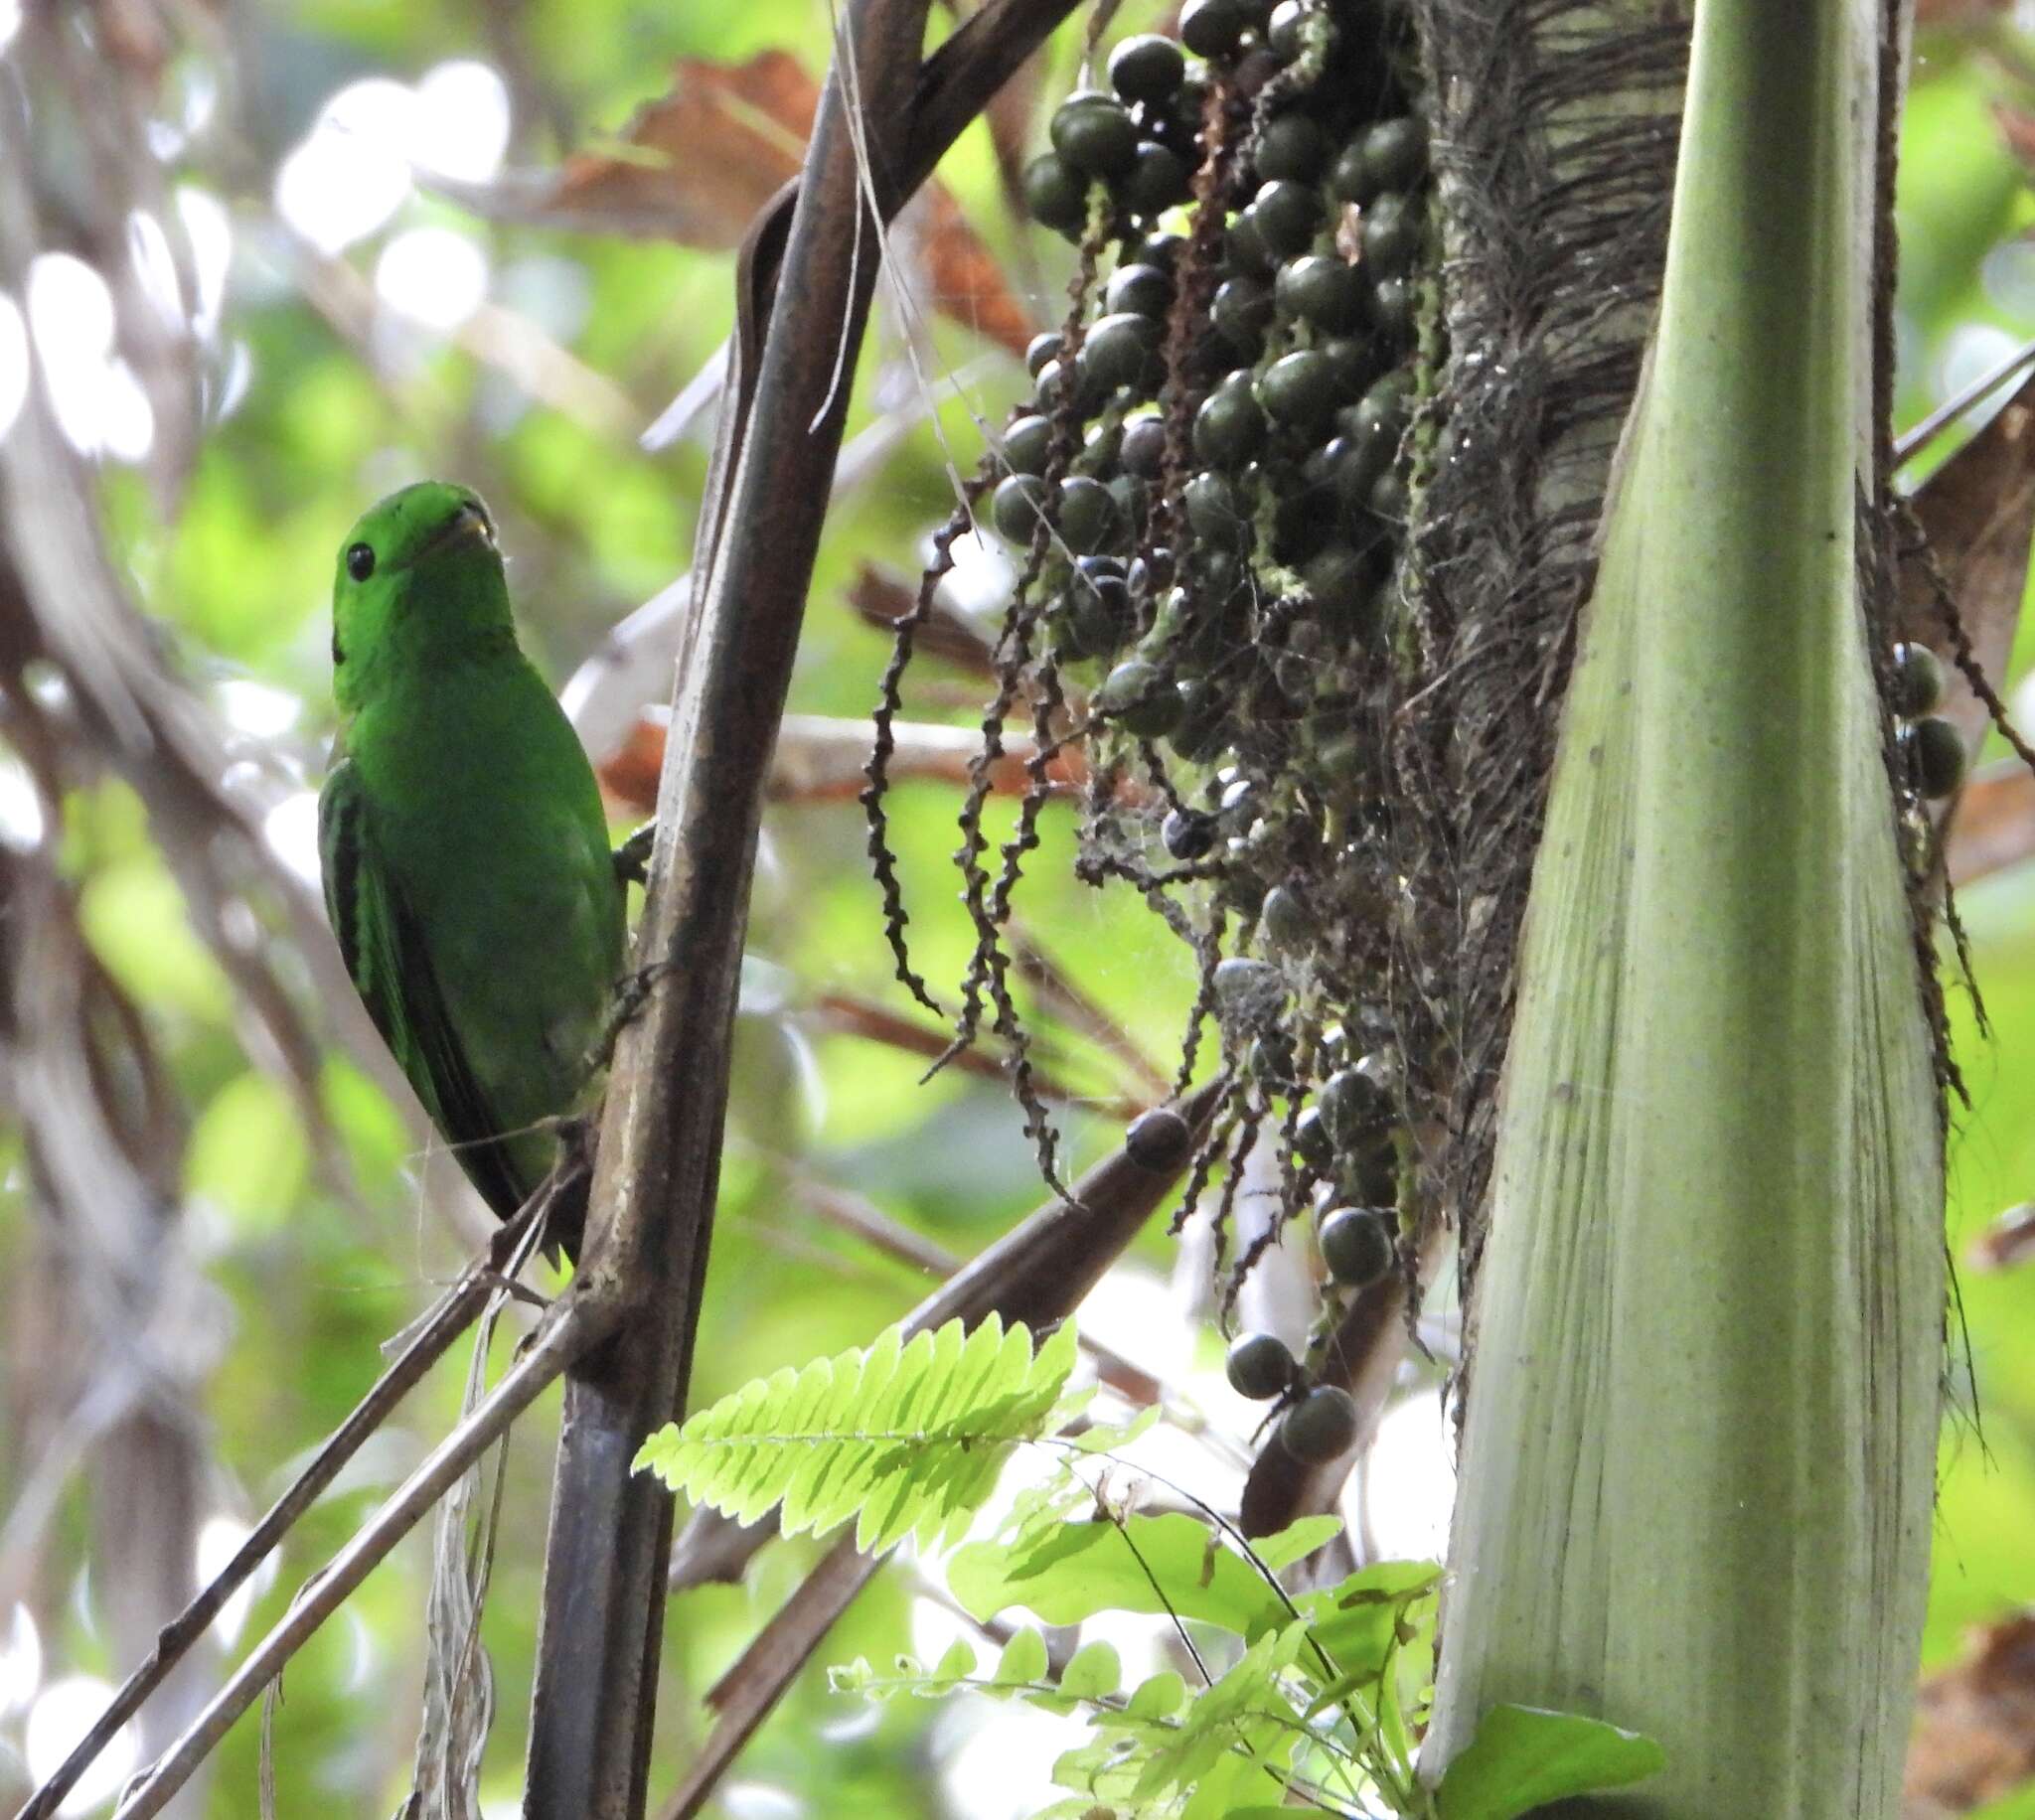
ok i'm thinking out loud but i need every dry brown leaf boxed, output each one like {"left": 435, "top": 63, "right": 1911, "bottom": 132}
{"left": 1967, "top": 1201, "right": 2035, "bottom": 1272}
{"left": 463, "top": 52, "right": 1034, "bottom": 357}
{"left": 850, "top": 560, "right": 999, "bottom": 674}
{"left": 597, "top": 706, "right": 1092, "bottom": 814}
{"left": 550, "top": 51, "right": 817, "bottom": 247}
{"left": 1945, "top": 760, "right": 2035, "bottom": 885}
{"left": 1902, "top": 372, "right": 2035, "bottom": 766}
{"left": 1905, "top": 1613, "right": 2035, "bottom": 1818}
{"left": 1917, "top": 0, "right": 2011, "bottom": 23}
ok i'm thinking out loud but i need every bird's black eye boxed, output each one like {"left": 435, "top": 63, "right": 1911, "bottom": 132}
{"left": 345, "top": 542, "right": 376, "bottom": 582}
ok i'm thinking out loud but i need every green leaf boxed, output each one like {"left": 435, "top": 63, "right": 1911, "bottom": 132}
{"left": 931, "top": 1639, "right": 977, "bottom": 1684}
{"left": 1305, "top": 1559, "right": 1443, "bottom": 1671}
{"left": 993, "top": 1627, "right": 1048, "bottom": 1687}
{"left": 632, "top": 1314, "right": 1079, "bottom": 1553}
{"left": 949, "top": 1512, "right": 1290, "bottom": 1635}
{"left": 185, "top": 1071, "right": 310, "bottom": 1233}
{"left": 1058, "top": 1640, "right": 1120, "bottom": 1702}
{"left": 1436, "top": 1704, "right": 1665, "bottom": 1819}
{"left": 1252, "top": 1514, "right": 1344, "bottom": 1572}
{"left": 1124, "top": 1670, "right": 1187, "bottom": 1721}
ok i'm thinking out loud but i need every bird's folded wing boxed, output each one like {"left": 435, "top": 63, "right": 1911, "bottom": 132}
{"left": 318, "top": 760, "right": 530, "bottom": 1217}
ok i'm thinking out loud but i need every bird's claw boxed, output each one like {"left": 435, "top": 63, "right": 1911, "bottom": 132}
{"left": 582, "top": 961, "right": 676, "bottom": 1075}
{"left": 612, "top": 823, "right": 656, "bottom": 886}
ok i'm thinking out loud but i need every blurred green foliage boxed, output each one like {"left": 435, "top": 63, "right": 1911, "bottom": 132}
{"left": 0, "top": 4, "right": 2032, "bottom": 1817}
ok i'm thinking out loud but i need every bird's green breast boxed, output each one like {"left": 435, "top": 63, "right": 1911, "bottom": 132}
{"left": 346, "top": 652, "right": 623, "bottom": 1137}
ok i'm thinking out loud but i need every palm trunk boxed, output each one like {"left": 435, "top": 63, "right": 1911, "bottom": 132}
{"left": 1425, "top": 3, "right": 1943, "bottom": 1812}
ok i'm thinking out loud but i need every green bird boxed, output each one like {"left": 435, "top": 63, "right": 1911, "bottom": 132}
{"left": 319, "top": 481, "right": 627, "bottom": 1250}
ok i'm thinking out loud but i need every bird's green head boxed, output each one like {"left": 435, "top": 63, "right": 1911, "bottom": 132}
{"left": 331, "top": 481, "right": 514, "bottom": 713}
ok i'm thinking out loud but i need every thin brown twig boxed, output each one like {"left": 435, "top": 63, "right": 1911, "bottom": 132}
{"left": 106, "top": 1285, "right": 619, "bottom": 1820}
{"left": 18, "top": 1175, "right": 578, "bottom": 1820}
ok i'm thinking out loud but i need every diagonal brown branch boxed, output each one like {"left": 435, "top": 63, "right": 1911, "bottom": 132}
{"left": 519, "top": 3, "right": 1087, "bottom": 1812}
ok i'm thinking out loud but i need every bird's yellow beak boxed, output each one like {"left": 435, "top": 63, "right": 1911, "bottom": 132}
{"left": 404, "top": 500, "right": 497, "bottom": 570}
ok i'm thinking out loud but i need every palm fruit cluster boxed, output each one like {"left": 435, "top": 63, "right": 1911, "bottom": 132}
{"left": 937, "top": 0, "right": 1434, "bottom": 1450}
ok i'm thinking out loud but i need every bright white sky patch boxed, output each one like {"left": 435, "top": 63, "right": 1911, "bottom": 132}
{"left": 275, "top": 78, "right": 416, "bottom": 256}
{"left": 217, "top": 678, "right": 301, "bottom": 740}
{"left": 0, "top": 0, "right": 20, "bottom": 56}
{"left": 376, "top": 228, "right": 489, "bottom": 332}
{"left": 24, "top": 1676, "right": 138, "bottom": 1816}
{"left": 25, "top": 253, "right": 155, "bottom": 461}
{"left": 0, "top": 1602, "right": 40, "bottom": 1717}
{"left": 274, "top": 63, "right": 510, "bottom": 258}
{"left": 196, "top": 1514, "right": 279, "bottom": 1645}
{"left": 0, "top": 291, "right": 26, "bottom": 445}
{"left": 1362, "top": 1394, "right": 1457, "bottom": 1562}
{"left": 263, "top": 790, "right": 323, "bottom": 885}
{"left": 410, "top": 62, "right": 511, "bottom": 184}
{"left": 175, "top": 187, "right": 233, "bottom": 338}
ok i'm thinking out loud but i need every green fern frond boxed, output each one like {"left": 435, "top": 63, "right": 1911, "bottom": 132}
{"left": 634, "top": 1314, "right": 1082, "bottom": 1554}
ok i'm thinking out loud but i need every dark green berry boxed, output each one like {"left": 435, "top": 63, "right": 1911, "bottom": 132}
{"left": 1123, "top": 416, "right": 1172, "bottom": 480}
{"left": 1280, "top": 1384, "right": 1360, "bottom": 1462}
{"left": 991, "top": 472, "right": 1048, "bottom": 541}
{"left": 1266, "top": 0, "right": 1313, "bottom": 63}
{"left": 1293, "top": 1103, "right": 1333, "bottom": 1167}
{"left": 1260, "top": 883, "right": 1312, "bottom": 951}
{"left": 1319, "top": 335, "right": 1380, "bottom": 399}
{"left": 1214, "top": 956, "right": 1286, "bottom": 1015}
{"left": 1056, "top": 476, "right": 1121, "bottom": 553}
{"left": 1106, "top": 261, "right": 1174, "bottom": 319}
{"left": 1162, "top": 806, "right": 1217, "bottom": 858}
{"left": 1133, "top": 230, "right": 1187, "bottom": 272}
{"left": 1097, "top": 658, "right": 1183, "bottom": 736}
{"left": 1125, "top": 1104, "right": 1192, "bottom": 1169}
{"left": 1022, "top": 153, "right": 1090, "bottom": 235}
{"left": 1121, "top": 415, "right": 1168, "bottom": 480}
{"left": 1257, "top": 350, "right": 1338, "bottom": 429}
{"left": 1362, "top": 115, "right": 1427, "bottom": 192}
{"left": 1890, "top": 642, "right": 1946, "bottom": 719}
{"left": 1368, "top": 273, "right": 1416, "bottom": 342}
{"left": 1183, "top": 469, "right": 1248, "bottom": 548}
{"left": 1179, "top": 0, "right": 1249, "bottom": 59}
{"left": 1908, "top": 715, "right": 1967, "bottom": 800}
{"left": 1350, "top": 370, "right": 1412, "bottom": 452}
{"left": 1252, "top": 179, "right": 1322, "bottom": 257}
{"left": 1080, "top": 311, "right": 1162, "bottom": 394}
{"left": 1329, "top": 139, "right": 1373, "bottom": 206}
{"left": 1002, "top": 413, "right": 1052, "bottom": 475}
{"left": 1121, "top": 140, "right": 1192, "bottom": 217}
{"left": 1361, "top": 191, "right": 1422, "bottom": 275}
{"left": 1320, "top": 1207, "right": 1392, "bottom": 1288}
{"left": 1194, "top": 385, "right": 1267, "bottom": 468}
{"left": 1051, "top": 93, "right": 1141, "bottom": 180}
{"left": 1276, "top": 254, "right": 1362, "bottom": 332}
{"left": 1024, "top": 332, "right": 1061, "bottom": 378}
{"left": 1033, "top": 356, "right": 1074, "bottom": 411}
{"left": 1108, "top": 33, "right": 1186, "bottom": 102}
{"left": 1226, "top": 1331, "right": 1297, "bottom": 1400}
{"left": 1068, "top": 560, "right": 1133, "bottom": 656}
{"left": 1321, "top": 1064, "right": 1392, "bottom": 1148}
{"left": 1255, "top": 113, "right": 1329, "bottom": 182}
{"left": 1212, "top": 274, "right": 1275, "bottom": 352}
{"left": 1226, "top": 209, "right": 1277, "bottom": 277}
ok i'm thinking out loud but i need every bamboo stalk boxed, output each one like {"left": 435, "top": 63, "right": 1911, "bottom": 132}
{"left": 1425, "top": 2, "right": 1943, "bottom": 1812}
